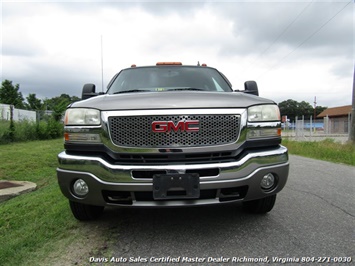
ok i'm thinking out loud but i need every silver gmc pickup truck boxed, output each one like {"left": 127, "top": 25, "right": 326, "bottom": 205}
{"left": 57, "top": 62, "right": 289, "bottom": 221}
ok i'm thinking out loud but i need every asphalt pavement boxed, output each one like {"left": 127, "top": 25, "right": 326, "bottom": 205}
{"left": 98, "top": 155, "right": 355, "bottom": 265}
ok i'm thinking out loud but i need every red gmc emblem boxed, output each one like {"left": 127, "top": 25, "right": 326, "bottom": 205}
{"left": 152, "top": 120, "right": 199, "bottom": 133}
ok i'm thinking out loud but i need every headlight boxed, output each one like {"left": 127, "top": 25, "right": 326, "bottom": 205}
{"left": 64, "top": 108, "right": 101, "bottom": 125}
{"left": 247, "top": 104, "right": 281, "bottom": 139}
{"left": 64, "top": 108, "right": 101, "bottom": 143}
{"left": 248, "top": 105, "right": 280, "bottom": 122}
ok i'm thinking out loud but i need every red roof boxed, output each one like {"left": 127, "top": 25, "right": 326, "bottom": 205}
{"left": 317, "top": 105, "right": 352, "bottom": 118}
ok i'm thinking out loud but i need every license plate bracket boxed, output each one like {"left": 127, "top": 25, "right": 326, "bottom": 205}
{"left": 153, "top": 173, "right": 200, "bottom": 200}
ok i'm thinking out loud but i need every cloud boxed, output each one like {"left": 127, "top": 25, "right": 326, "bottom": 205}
{"left": 1, "top": 0, "right": 353, "bottom": 108}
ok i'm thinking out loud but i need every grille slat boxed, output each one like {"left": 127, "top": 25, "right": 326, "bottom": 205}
{"left": 108, "top": 114, "right": 240, "bottom": 148}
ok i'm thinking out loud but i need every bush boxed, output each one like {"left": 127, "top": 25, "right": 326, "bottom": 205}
{"left": 0, "top": 120, "right": 13, "bottom": 144}
{"left": 14, "top": 119, "right": 37, "bottom": 141}
{"left": 0, "top": 118, "right": 63, "bottom": 144}
{"left": 47, "top": 118, "right": 63, "bottom": 139}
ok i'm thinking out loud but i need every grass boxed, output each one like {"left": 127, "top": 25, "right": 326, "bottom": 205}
{"left": 0, "top": 139, "right": 69, "bottom": 265}
{"left": 282, "top": 138, "right": 355, "bottom": 166}
{"left": 0, "top": 138, "right": 354, "bottom": 265}
{"left": 0, "top": 139, "right": 108, "bottom": 266}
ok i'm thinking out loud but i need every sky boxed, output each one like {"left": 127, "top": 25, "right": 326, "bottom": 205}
{"left": 1, "top": 0, "right": 354, "bottom": 108}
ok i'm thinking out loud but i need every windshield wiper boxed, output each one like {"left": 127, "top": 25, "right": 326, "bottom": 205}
{"left": 113, "top": 90, "right": 150, "bottom": 94}
{"left": 167, "top": 87, "right": 206, "bottom": 91}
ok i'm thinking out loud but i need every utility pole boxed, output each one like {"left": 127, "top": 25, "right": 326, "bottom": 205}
{"left": 314, "top": 96, "right": 317, "bottom": 132}
{"left": 101, "top": 35, "right": 104, "bottom": 93}
{"left": 350, "top": 64, "right": 355, "bottom": 143}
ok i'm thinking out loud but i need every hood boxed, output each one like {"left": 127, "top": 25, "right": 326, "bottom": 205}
{"left": 71, "top": 91, "right": 275, "bottom": 110}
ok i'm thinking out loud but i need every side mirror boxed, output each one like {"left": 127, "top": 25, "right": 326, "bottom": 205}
{"left": 244, "top": 81, "right": 259, "bottom": 96}
{"left": 82, "top": 84, "right": 100, "bottom": 100}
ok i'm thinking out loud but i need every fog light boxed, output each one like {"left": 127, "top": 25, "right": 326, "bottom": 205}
{"left": 261, "top": 173, "right": 275, "bottom": 190}
{"left": 73, "top": 179, "right": 89, "bottom": 197}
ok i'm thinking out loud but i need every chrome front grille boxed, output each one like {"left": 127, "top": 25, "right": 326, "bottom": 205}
{"left": 108, "top": 114, "right": 240, "bottom": 148}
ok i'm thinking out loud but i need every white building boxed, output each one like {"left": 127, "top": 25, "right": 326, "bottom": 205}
{"left": 0, "top": 104, "right": 36, "bottom": 122}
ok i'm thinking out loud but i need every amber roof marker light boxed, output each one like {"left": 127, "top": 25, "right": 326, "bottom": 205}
{"left": 156, "top": 62, "right": 182, "bottom": 65}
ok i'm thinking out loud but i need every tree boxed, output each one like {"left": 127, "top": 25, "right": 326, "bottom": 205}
{"left": 0, "top": 80, "right": 25, "bottom": 108}
{"left": 315, "top": 106, "right": 327, "bottom": 116}
{"left": 44, "top": 94, "right": 76, "bottom": 121}
{"left": 278, "top": 99, "right": 327, "bottom": 121}
{"left": 278, "top": 99, "right": 299, "bottom": 121}
{"left": 298, "top": 101, "right": 313, "bottom": 119}
{"left": 25, "top": 93, "right": 42, "bottom": 110}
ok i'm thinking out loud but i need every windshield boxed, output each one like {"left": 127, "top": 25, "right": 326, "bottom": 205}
{"left": 106, "top": 66, "right": 232, "bottom": 94}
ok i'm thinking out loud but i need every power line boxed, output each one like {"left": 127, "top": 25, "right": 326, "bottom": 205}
{"left": 238, "top": 1, "right": 314, "bottom": 79}
{"left": 257, "top": 0, "right": 352, "bottom": 79}
{"left": 256, "top": 1, "right": 314, "bottom": 62}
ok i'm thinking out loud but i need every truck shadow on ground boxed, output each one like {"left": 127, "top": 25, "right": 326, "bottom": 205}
{"left": 94, "top": 203, "right": 275, "bottom": 258}
{"left": 101, "top": 202, "right": 266, "bottom": 229}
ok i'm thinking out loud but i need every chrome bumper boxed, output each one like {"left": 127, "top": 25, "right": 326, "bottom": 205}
{"left": 57, "top": 145, "right": 289, "bottom": 207}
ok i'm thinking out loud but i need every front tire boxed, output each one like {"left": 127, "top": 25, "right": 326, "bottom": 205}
{"left": 242, "top": 194, "right": 276, "bottom": 214}
{"left": 69, "top": 200, "right": 104, "bottom": 221}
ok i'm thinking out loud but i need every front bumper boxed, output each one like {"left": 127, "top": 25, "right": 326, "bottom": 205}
{"left": 57, "top": 145, "right": 289, "bottom": 207}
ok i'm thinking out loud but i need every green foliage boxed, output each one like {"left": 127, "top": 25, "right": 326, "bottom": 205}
{"left": 25, "top": 93, "right": 42, "bottom": 110}
{"left": 1, "top": 79, "right": 80, "bottom": 123}
{"left": 0, "top": 139, "right": 74, "bottom": 266}
{"left": 315, "top": 106, "right": 327, "bottom": 116}
{"left": 0, "top": 79, "right": 77, "bottom": 143}
{"left": 0, "top": 119, "right": 63, "bottom": 144}
{"left": 9, "top": 119, "right": 15, "bottom": 142}
{"left": 43, "top": 94, "right": 80, "bottom": 121}
{"left": 282, "top": 139, "right": 355, "bottom": 166}
{"left": 0, "top": 80, "right": 25, "bottom": 109}
{"left": 0, "top": 120, "right": 15, "bottom": 143}
{"left": 0, "top": 79, "right": 81, "bottom": 144}
{"left": 278, "top": 99, "right": 327, "bottom": 121}
{"left": 46, "top": 118, "right": 63, "bottom": 139}
{"left": 0, "top": 139, "right": 110, "bottom": 266}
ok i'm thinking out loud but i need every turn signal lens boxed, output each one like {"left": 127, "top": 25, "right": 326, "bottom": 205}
{"left": 64, "top": 133, "right": 101, "bottom": 143}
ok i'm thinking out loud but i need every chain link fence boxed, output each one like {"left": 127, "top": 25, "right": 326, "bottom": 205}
{"left": 282, "top": 115, "right": 351, "bottom": 143}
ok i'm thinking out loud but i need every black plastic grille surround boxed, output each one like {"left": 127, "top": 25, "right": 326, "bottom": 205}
{"left": 108, "top": 114, "right": 240, "bottom": 148}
